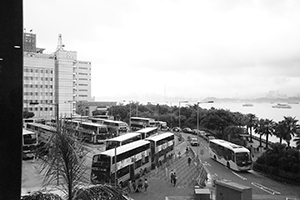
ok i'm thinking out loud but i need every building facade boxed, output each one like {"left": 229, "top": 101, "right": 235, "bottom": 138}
{"left": 23, "top": 32, "right": 92, "bottom": 120}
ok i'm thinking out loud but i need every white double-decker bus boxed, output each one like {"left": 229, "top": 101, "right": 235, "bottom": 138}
{"left": 146, "top": 132, "right": 175, "bottom": 169}
{"left": 136, "top": 127, "right": 159, "bottom": 139}
{"left": 23, "top": 129, "right": 38, "bottom": 159}
{"left": 102, "top": 119, "right": 129, "bottom": 137}
{"left": 209, "top": 139, "right": 252, "bottom": 171}
{"left": 77, "top": 122, "right": 110, "bottom": 144}
{"left": 91, "top": 140, "right": 151, "bottom": 186}
{"left": 130, "top": 117, "right": 155, "bottom": 131}
{"left": 105, "top": 132, "right": 142, "bottom": 150}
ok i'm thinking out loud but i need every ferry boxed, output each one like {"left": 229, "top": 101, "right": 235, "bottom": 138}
{"left": 242, "top": 103, "right": 253, "bottom": 107}
{"left": 272, "top": 103, "right": 292, "bottom": 109}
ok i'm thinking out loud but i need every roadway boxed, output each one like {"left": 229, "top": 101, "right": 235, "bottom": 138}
{"left": 184, "top": 132, "right": 300, "bottom": 199}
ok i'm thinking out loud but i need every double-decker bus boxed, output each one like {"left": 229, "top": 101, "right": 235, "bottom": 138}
{"left": 136, "top": 127, "right": 159, "bottom": 139}
{"left": 26, "top": 122, "right": 56, "bottom": 143}
{"left": 102, "top": 120, "right": 129, "bottom": 137}
{"left": 77, "top": 121, "right": 110, "bottom": 144}
{"left": 209, "top": 139, "right": 252, "bottom": 171}
{"left": 130, "top": 117, "right": 155, "bottom": 131}
{"left": 93, "top": 115, "right": 114, "bottom": 120}
{"left": 105, "top": 132, "right": 142, "bottom": 150}
{"left": 146, "top": 132, "right": 175, "bottom": 169}
{"left": 89, "top": 117, "right": 106, "bottom": 124}
{"left": 23, "top": 129, "right": 38, "bottom": 159}
{"left": 91, "top": 140, "right": 151, "bottom": 185}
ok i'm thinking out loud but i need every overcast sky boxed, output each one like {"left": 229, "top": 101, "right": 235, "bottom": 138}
{"left": 24, "top": 0, "right": 300, "bottom": 103}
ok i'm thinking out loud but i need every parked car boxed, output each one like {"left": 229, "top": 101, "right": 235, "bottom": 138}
{"left": 183, "top": 127, "right": 193, "bottom": 133}
{"left": 172, "top": 127, "right": 182, "bottom": 132}
{"left": 208, "top": 136, "right": 215, "bottom": 141}
{"left": 192, "top": 129, "right": 200, "bottom": 135}
{"left": 190, "top": 137, "right": 199, "bottom": 146}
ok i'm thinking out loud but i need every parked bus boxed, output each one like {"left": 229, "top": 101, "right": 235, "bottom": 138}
{"left": 77, "top": 121, "right": 110, "bottom": 144}
{"left": 91, "top": 140, "right": 151, "bottom": 185}
{"left": 105, "top": 132, "right": 142, "bottom": 150}
{"left": 89, "top": 117, "right": 106, "bottom": 124}
{"left": 209, "top": 139, "right": 252, "bottom": 171}
{"left": 136, "top": 127, "right": 159, "bottom": 139}
{"left": 93, "top": 115, "right": 114, "bottom": 120}
{"left": 130, "top": 117, "right": 155, "bottom": 131}
{"left": 146, "top": 132, "right": 175, "bottom": 169}
{"left": 102, "top": 120, "right": 129, "bottom": 136}
{"left": 22, "top": 129, "right": 38, "bottom": 159}
{"left": 26, "top": 122, "right": 56, "bottom": 142}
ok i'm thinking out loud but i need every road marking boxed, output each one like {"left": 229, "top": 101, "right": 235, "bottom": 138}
{"left": 232, "top": 171, "right": 247, "bottom": 180}
{"left": 251, "top": 182, "right": 281, "bottom": 195}
{"left": 203, "top": 161, "right": 211, "bottom": 167}
{"left": 204, "top": 146, "right": 208, "bottom": 149}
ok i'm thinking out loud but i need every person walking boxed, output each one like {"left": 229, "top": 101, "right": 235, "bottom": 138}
{"left": 173, "top": 172, "right": 177, "bottom": 187}
{"left": 188, "top": 156, "right": 192, "bottom": 166}
{"left": 170, "top": 169, "right": 174, "bottom": 184}
{"left": 144, "top": 178, "right": 148, "bottom": 192}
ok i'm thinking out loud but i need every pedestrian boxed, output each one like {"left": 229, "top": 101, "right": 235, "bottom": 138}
{"left": 138, "top": 178, "right": 143, "bottom": 192}
{"left": 173, "top": 172, "right": 177, "bottom": 187}
{"left": 144, "top": 178, "right": 148, "bottom": 192}
{"left": 188, "top": 156, "right": 192, "bottom": 166}
{"left": 170, "top": 169, "right": 174, "bottom": 184}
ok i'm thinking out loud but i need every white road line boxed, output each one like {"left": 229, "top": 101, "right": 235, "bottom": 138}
{"left": 251, "top": 182, "right": 281, "bottom": 195}
{"left": 232, "top": 171, "right": 247, "bottom": 180}
{"left": 204, "top": 146, "right": 208, "bottom": 149}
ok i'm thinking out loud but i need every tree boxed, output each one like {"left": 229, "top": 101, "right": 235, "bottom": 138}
{"left": 294, "top": 132, "right": 300, "bottom": 149}
{"left": 274, "top": 121, "right": 286, "bottom": 144}
{"left": 245, "top": 113, "right": 257, "bottom": 142}
{"left": 261, "top": 119, "right": 275, "bottom": 149}
{"left": 253, "top": 118, "right": 265, "bottom": 147}
{"left": 282, "top": 116, "right": 300, "bottom": 147}
{"left": 29, "top": 120, "right": 126, "bottom": 200}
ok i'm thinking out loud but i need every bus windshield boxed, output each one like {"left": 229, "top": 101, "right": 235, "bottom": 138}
{"left": 23, "top": 134, "right": 37, "bottom": 145}
{"left": 99, "top": 127, "right": 108, "bottom": 134}
{"left": 106, "top": 141, "right": 119, "bottom": 150}
{"left": 235, "top": 152, "right": 251, "bottom": 163}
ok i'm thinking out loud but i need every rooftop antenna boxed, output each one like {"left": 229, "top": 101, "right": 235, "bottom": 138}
{"left": 56, "top": 34, "right": 65, "bottom": 50}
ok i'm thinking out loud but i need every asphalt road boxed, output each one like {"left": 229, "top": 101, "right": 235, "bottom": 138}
{"left": 186, "top": 133, "right": 300, "bottom": 199}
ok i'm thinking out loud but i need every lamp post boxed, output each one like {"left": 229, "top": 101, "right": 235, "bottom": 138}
{"left": 196, "top": 100, "right": 214, "bottom": 156}
{"left": 178, "top": 101, "right": 188, "bottom": 129}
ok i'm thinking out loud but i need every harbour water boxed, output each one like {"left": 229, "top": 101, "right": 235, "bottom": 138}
{"left": 199, "top": 102, "right": 300, "bottom": 147}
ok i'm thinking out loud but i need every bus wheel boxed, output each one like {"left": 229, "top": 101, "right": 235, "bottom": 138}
{"left": 227, "top": 162, "right": 230, "bottom": 169}
{"left": 213, "top": 155, "right": 216, "bottom": 160}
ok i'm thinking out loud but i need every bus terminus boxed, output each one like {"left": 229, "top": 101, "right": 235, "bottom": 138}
{"left": 105, "top": 132, "right": 142, "bottom": 150}
{"left": 136, "top": 127, "right": 159, "bottom": 139}
{"left": 209, "top": 139, "right": 252, "bottom": 171}
{"left": 130, "top": 117, "right": 155, "bottom": 131}
{"left": 77, "top": 121, "right": 110, "bottom": 144}
{"left": 23, "top": 129, "right": 38, "bottom": 159}
{"left": 91, "top": 140, "right": 151, "bottom": 186}
{"left": 146, "top": 132, "right": 175, "bottom": 169}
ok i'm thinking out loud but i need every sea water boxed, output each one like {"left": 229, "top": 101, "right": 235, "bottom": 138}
{"left": 198, "top": 102, "right": 300, "bottom": 147}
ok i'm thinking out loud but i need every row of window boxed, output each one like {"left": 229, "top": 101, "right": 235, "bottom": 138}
{"left": 27, "top": 107, "right": 53, "bottom": 111}
{"left": 24, "top": 84, "right": 53, "bottom": 88}
{"left": 24, "top": 77, "right": 53, "bottom": 81}
{"left": 24, "top": 92, "right": 53, "bottom": 96}
{"left": 24, "top": 68, "right": 53, "bottom": 74}
{"left": 24, "top": 100, "right": 53, "bottom": 104}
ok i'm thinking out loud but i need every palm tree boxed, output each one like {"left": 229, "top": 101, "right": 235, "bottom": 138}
{"left": 246, "top": 113, "right": 257, "bottom": 143}
{"left": 253, "top": 118, "right": 264, "bottom": 147}
{"left": 274, "top": 121, "right": 286, "bottom": 144}
{"left": 261, "top": 119, "right": 275, "bottom": 149}
{"left": 26, "top": 120, "right": 126, "bottom": 200}
{"left": 282, "top": 116, "right": 300, "bottom": 147}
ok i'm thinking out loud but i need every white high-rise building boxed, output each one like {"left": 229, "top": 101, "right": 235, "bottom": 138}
{"left": 23, "top": 32, "right": 92, "bottom": 119}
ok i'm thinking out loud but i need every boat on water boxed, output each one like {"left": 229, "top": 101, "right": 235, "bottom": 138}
{"left": 242, "top": 103, "right": 253, "bottom": 107}
{"left": 272, "top": 103, "right": 292, "bottom": 109}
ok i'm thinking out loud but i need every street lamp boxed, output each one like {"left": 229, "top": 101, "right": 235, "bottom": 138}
{"left": 196, "top": 100, "right": 214, "bottom": 156}
{"left": 196, "top": 100, "right": 214, "bottom": 130}
{"left": 178, "top": 101, "right": 188, "bottom": 129}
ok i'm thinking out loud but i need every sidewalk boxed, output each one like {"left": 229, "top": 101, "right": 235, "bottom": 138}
{"left": 129, "top": 137, "right": 198, "bottom": 200}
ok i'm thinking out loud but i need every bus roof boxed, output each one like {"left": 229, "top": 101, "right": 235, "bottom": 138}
{"left": 103, "top": 119, "right": 128, "bottom": 124}
{"left": 81, "top": 121, "right": 107, "bottom": 127}
{"left": 136, "top": 127, "right": 158, "bottom": 133}
{"left": 106, "top": 132, "right": 141, "bottom": 142}
{"left": 146, "top": 132, "right": 174, "bottom": 142}
{"left": 27, "top": 123, "right": 56, "bottom": 132}
{"left": 210, "top": 139, "right": 249, "bottom": 153}
{"left": 100, "top": 140, "right": 150, "bottom": 157}
{"left": 130, "top": 117, "right": 154, "bottom": 121}
{"left": 23, "top": 129, "right": 35, "bottom": 135}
